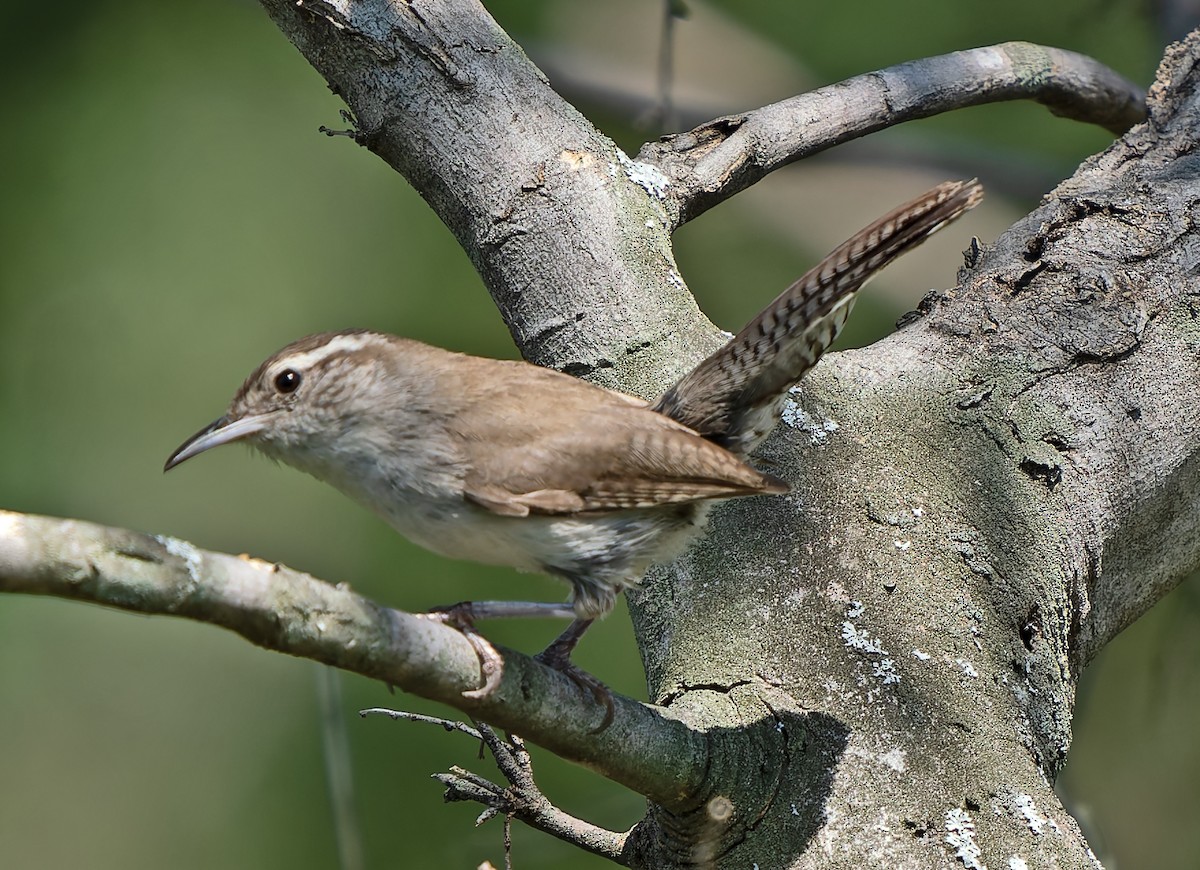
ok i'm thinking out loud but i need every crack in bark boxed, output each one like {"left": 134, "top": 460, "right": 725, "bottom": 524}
{"left": 659, "top": 679, "right": 754, "bottom": 706}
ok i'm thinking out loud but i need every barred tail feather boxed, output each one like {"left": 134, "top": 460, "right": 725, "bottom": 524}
{"left": 654, "top": 179, "right": 983, "bottom": 453}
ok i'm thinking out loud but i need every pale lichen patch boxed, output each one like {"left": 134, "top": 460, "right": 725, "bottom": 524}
{"left": 781, "top": 394, "right": 840, "bottom": 444}
{"left": 154, "top": 534, "right": 203, "bottom": 583}
{"left": 1011, "top": 792, "right": 1046, "bottom": 836}
{"left": 955, "top": 658, "right": 980, "bottom": 679}
{"left": 944, "top": 808, "right": 986, "bottom": 870}
{"left": 616, "top": 149, "right": 669, "bottom": 199}
{"left": 879, "top": 747, "right": 907, "bottom": 773}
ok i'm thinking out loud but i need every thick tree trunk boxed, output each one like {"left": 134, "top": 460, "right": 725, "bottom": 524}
{"left": 627, "top": 38, "right": 1200, "bottom": 867}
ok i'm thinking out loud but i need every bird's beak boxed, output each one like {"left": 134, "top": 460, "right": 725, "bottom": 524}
{"left": 164, "top": 414, "right": 274, "bottom": 472}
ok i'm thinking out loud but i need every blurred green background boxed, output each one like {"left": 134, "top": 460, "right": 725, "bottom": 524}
{"left": 1, "top": 1, "right": 1195, "bottom": 867}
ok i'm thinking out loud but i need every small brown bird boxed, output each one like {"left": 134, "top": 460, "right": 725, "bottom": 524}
{"left": 166, "top": 180, "right": 982, "bottom": 723}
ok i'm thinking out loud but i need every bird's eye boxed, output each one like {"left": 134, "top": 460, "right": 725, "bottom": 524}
{"left": 273, "top": 369, "right": 301, "bottom": 394}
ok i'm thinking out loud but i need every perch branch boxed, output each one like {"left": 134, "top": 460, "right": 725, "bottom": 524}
{"left": 0, "top": 510, "right": 706, "bottom": 809}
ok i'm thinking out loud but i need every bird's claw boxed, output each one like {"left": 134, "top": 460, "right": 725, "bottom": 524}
{"left": 534, "top": 643, "right": 615, "bottom": 733}
{"left": 422, "top": 604, "right": 504, "bottom": 698}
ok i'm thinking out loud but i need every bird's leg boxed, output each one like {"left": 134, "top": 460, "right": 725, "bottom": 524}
{"left": 431, "top": 600, "right": 579, "bottom": 621}
{"left": 535, "top": 618, "right": 615, "bottom": 732}
{"left": 423, "top": 600, "right": 579, "bottom": 699}
{"left": 536, "top": 617, "right": 595, "bottom": 662}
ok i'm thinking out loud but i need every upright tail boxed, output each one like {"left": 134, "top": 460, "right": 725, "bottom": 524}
{"left": 653, "top": 178, "right": 984, "bottom": 454}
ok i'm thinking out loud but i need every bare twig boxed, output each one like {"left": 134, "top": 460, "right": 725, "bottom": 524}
{"left": 361, "top": 708, "right": 485, "bottom": 741}
{"left": 436, "top": 724, "right": 632, "bottom": 865}
{"left": 363, "top": 708, "right": 630, "bottom": 863}
{"left": 648, "top": 0, "right": 682, "bottom": 134}
{"left": 640, "top": 41, "right": 1146, "bottom": 224}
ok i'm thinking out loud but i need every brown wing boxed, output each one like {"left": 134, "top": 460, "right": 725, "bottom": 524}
{"left": 440, "top": 359, "right": 787, "bottom": 517}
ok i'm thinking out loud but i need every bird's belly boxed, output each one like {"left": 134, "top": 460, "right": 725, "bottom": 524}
{"left": 379, "top": 500, "right": 706, "bottom": 589}
{"left": 385, "top": 502, "right": 550, "bottom": 572}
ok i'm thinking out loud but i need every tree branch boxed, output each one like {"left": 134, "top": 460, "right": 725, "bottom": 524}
{"left": 435, "top": 718, "right": 631, "bottom": 863}
{"left": 639, "top": 42, "right": 1146, "bottom": 225}
{"left": 0, "top": 510, "right": 705, "bottom": 810}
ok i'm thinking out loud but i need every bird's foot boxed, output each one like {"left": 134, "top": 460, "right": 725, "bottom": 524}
{"left": 424, "top": 605, "right": 614, "bottom": 729}
{"left": 535, "top": 620, "right": 615, "bottom": 732}
{"left": 423, "top": 602, "right": 504, "bottom": 699}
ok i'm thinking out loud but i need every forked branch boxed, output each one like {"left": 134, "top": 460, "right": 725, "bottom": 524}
{"left": 258, "top": 2, "right": 1144, "bottom": 384}
{"left": 361, "top": 711, "right": 630, "bottom": 863}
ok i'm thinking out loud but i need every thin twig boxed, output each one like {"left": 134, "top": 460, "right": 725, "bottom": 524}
{"left": 360, "top": 708, "right": 484, "bottom": 740}
{"left": 365, "top": 707, "right": 631, "bottom": 863}
{"left": 653, "top": 0, "right": 679, "bottom": 134}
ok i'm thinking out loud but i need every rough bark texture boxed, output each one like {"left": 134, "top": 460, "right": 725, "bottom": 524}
{"left": 2, "top": 0, "right": 1194, "bottom": 867}
{"left": 629, "top": 38, "right": 1199, "bottom": 869}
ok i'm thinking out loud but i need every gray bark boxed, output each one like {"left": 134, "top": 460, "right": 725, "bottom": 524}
{"left": 629, "top": 37, "right": 1199, "bottom": 869}
{"left": 2, "top": 1, "right": 1194, "bottom": 867}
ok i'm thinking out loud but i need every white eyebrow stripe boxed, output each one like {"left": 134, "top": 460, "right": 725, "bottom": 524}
{"left": 277, "top": 333, "right": 382, "bottom": 372}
